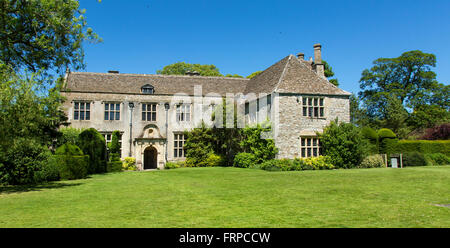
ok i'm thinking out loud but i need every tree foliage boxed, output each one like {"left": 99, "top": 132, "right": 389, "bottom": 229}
{"left": 77, "top": 128, "right": 107, "bottom": 174}
{"left": 0, "top": 0, "right": 101, "bottom": 75}
{"left": 323, "top": 60, "right": 339, "bottom": 86}
{"left": 157, "top": 62, "right": 223, "bottom": 77}
{"left": 246, "top": 71, "right": 262, "bottom": 79}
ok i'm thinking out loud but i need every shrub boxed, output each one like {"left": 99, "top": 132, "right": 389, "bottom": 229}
{"left": 53, "top": 155, "right": 89, "bottom": 180}
{"left": 378, "top": 128, "right": 397, "bottom": 154}
{"left": 55, "top": 143, "right": 84, "bottom": 156}
{"left": 77, "top": 128, "right": 107, "bottom": 174}
{"left": 165, "top": 161, "right": 185, "bottom": 169}
{"left": 358, "top": 155, "right": 385, "bottom": 168}
{"left": 108, "top": 131, "right": 121, "bottom": 154}
{"left": 402, "top": 152, "right": 431, "bottom": 167}
{"left": 259, "top": 156, "right": 334, "bottom": 171}
{"left": 301, "top": 156, "right": 335, "bottom": 170}
{"left": 34, "top": 154, "right": 61, "bottom": 182}
{"left": 240, "top": 123, "right": 278, "bottom": 163}
{"left": 319, "top": 121, "right": 370, "bottom": 169}
{"left": 421, "top": 123, "right": 450, "bottom": 140}
{"left": 386, "top": 140, "right": 450, "bottom": 156}
{"left": 205, "top": 153, "right": 224, "bottom": 167}
{"left": 362, "top": 127, "right": 379, "bottom": 153}
{"left": 424, "top": 153, "right": 450, "bottom": 165}
{"left": 123, "top": 157, "right": 137, "bottom": 171}
{"left": 233, "top": 152, "right": 257, "bottom": 168}
{"left": 107, "top": 161, "right": 123, "bottom": 172}
{"left": 109, "top": 153, "right": 120, "bottom": 162}
{"left": 55, "top": 127, "right": 84, "bottom": 148}
{"left": 0, "top": 138, "right": 51, "bottom": 185}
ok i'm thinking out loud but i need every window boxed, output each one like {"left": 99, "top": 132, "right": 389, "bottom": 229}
{"left": 73, "top": 101, "right": 90, "bottom": 120}
{"left": 174, "top": 133, "right": 186, "bottom": 158}
{"left": 103, "top": 132, "right": 122, "bottom": 157}
{"left": 104, "top": 103, "right": 120, "bottom": 121}
{"left": 302, "top": 97, "right": 324, "bottom": 118}
{"left": 176, "top": 104, "right": 191, "bottom": 122}
{"left": 142, "top": 103, "right": 157, "bottom": 121}
{"left": 300, "top": 136, "right": 322, "bottom": 158}
{"left": 141, "top": 84, "right": 154, "bottom": 94}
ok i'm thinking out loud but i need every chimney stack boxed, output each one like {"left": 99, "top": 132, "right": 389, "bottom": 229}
{"left": 297, "top": 52, "right": 305, "bottom": 60}
{"left": 313, "top": 43, "right": 325, "bottom": 79}
{"left": 108, "top": 70, "right": 119, "bottom": 74}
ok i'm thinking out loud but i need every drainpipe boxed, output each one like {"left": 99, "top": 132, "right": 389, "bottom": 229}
{"left": 164, "top": 102, "right": 170, "bottom": 162}
{"left": 128, "top": 102, "right": 135, "bottom": 157}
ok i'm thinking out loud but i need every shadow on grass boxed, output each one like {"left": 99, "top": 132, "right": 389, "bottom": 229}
{"left": 0, "top": 181, "right": 83, "bottom": 195}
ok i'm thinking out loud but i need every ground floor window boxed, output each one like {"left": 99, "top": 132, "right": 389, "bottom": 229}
{"left": 300, "top": 136, "right": 321, "bottom": 158}
{"left": 174, "top": 133, "right": 186, "bottom": 158}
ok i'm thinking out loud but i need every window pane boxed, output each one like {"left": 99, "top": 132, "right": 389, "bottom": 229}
{"left": 314, "top": 107, "right": 319, "bottom": 117}
{"left": 174, "top": 149, "right": 177, "bottom": 157}
{"left": 314, "top": 98, "right": 318, "bottom": 106}
{"left": 313, "top": 148, "right": 317, "bottom": 157}
{"left": 146, "top": 112, "right": 151, "bottom": 121}
{"left": 303, "top": 97, "right": 307, "bottom": 105}
{"left": 74, "top": 102, "right": 79, "bottom": 110}
{"left": 152, "top": 113, "right": 156, "bottom": 121}
{"left": 307, "top": 148, "right": 311, "bottom": 157}
{"left": 308, "top": 107, "right": 313, "bottom": 117}
{"left": 320, "top": 107, "right": 324, "bottom": 117}
{"left": 105, "top": 104, "right": 109, "bottom": 111}
{"left": 80, "top": 111, "right": 84, "bottom": 120}
{"left": 86, "top": 111, "right": 90, "bottom": 120}
{"left": 313, "top": 139, "right": 317, "bottom": 146}
{"left": 307, "top": 138, "right": 311, "bottom": 146}
{"left": 116, "top": 104, "right": 120, "bottom": 111}
{"left": 301, "top": 138, "right": 305, "bottom": 146}
{"left": 319, "top": 98, "right": 324, "bottom": 106}
{"left": 142, "top": 112, "right": 146, "bottom": 121}
{"left": 301, "top": 148, "right": 305, "bottom": 157}
{"left": 110, "top": 111, "right": 114, "bottom": 120}
{"left": 308, "top": 98, "right": 312, "bottom": 105}
{"left": 303, "top": 107, "right": 307, "bottom": 116}
{"left": 116, "top": 112, "right": 120, "bottom": 120}
{"left": 179, "top": 149, "right": 183, "bottom": 157}
{"left": 152, "top": 104, "right": 156, "bottom": 111}
{"left": 86, "top": 103, "right": 90, "bottom": 110}
{"left": 142, "top": 104, "right": 146, "bottom": 111}
{"left": 80, "top": 102, "right": 85, "bottom": 110}
{"left": 74, "top": 111, "right": 79, "bottom": 120}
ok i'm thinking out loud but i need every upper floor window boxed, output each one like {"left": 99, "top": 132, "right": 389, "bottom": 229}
{"left": 73, "top": 101, "right": 90, "bottom": 120}
{"left": 300, "top": 136, "right": 322, "bottom": 158}
{"left": 302, "top": 97, "right": 324, "bottom": 118}
{"left": 142, "top": 103, "right": 157, "bottom": 121}
{"left": 176, "top": 104, "right": 191, "bottom": 122}
{"left": 141, "top": 84, "right": 154, "bottom": 94}
{"left": 105, "top": 103, "right": 120, "bottom": 121}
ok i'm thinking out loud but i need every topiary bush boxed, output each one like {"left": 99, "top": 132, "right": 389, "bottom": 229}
{"left": 358, "top": 154, "right": 385, "bottom": 168}
{"left": 55, "top": 143, "right": 84, "bottom": 156}
{"left": 77, "top": 128, "right": 107, "bottom": 174}
{"left": 233, "top": 152, "right": 257, "bottom": 168}
{"left": 378, "top": 128, "right": 397, "bottom": 154}
{"left": 107, "top": 161, "right": 123, "bottom": 172}
{"left": 54, "top": 155, "right": 89, "bottom": 180}
{"left": 362, "top": 127, "right": 379, "bottom": 154}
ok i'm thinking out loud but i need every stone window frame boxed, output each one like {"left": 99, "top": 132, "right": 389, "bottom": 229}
{"left": 142, "top": 103, "right": 157, "bottom": 122}
{"left": 300, "top": 136, "right": 322, "bottom": 158}
{"left": 173, "top": 132, "right": 187, "bottom": 158}
{"left": 302, "top": 96, "right": 325, "bottom": 118}
{"left": 104, "top": 102, "right": 121, "bottom": 121}
{"left": 176, "top": 104, "right": 191, "bottom": 122}
{"left": 101, "top": 131, "right": 123, "bottom": 157}
{"left": 73, "top": 101, "right": 91, "bottom": 121}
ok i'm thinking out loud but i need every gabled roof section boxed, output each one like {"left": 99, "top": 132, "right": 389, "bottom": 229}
{"left": 244, "top": 55, "right": 351, "bottom": 96}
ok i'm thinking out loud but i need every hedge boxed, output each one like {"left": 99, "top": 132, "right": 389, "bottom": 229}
{"left": 53, "top": 155, "right": 89, "bottom": 180}
{"left": 385, "top": 140, "right": 450, "bottom": 156}
{"left": 107, "top": 161, "right": 123, "bottom": 172}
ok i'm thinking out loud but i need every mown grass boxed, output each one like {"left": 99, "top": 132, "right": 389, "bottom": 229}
{"left": 0, "top": 166, "right": 449, "bottom": 227}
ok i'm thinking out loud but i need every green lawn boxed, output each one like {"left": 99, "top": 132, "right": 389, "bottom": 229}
{"left": 0, "top": 166, "right": 449, "bottom": 227}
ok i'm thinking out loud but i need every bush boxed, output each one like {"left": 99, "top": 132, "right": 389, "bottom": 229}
{"left": 205, "top": 153, "right": 224, "bottom": 167}
{"left": 358, "top": 155, "right": 385, "bottom": 168}
{"left": 53, "top": 155, "right": 89, "bottom": 180}
{"left": 421, "top": 123, "right": 450, "bottom": 140}
{"left": 0, "top": 138, "right": 51, "bottom": 185}
{"left": 362, "top": 127, "right": 379, "bottom": 154}
{"left": 240, "top": 123, "right": 278, "bottom": 163}
{"left": 109, "top": 153, "right": 120, "bottom": 162}
{"left": 77, "top": 128, "right": 107, "bottom": 174}
{"left": 424, "top": 153, "right": 450, "bottom": 165}
{"left": 319, "top": 121, "right": 370, "bottom": 169}
{"left": 108, "top": 131, "right": 121, "bottom": 154}
{"left": 165, "top": 161, "right": 185, "bottom": 169}
{"left": 259, "top": 156, "right": 334, "bottom": 171}
{"left": 34, "top": 155, "right": 61, "bottom": 182}
{"left": 107, "top": 161, "right": 123, "bottom": 172}
{"left": 123, "top": 157, "right": 137, "bottom": 171}
{"left": 55, "top": 127, "right": 84, "bottom": 148}
{"left": 233, "top": 152, "right": 257, "bottom": 168}
{"left": 385, "top": 140, "right": 450, "bottom": 156}
{"left": 402, "top": 152, "right": 431, "bottom": 167}
{"left": 55, "top": 143, "right": 84, "bottom": 156}
{"left": 378, "top": 128, "right": 397, "bottom": 154}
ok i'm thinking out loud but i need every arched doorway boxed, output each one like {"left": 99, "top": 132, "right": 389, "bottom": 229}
{"left": 144, "top": 146, "right": 157, "bottom": 170}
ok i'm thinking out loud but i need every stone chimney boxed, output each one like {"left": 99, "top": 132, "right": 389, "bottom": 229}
{"left": 313, "top": 44, "right": 325, "bottom": 79}
{"left": 297, "top": 52, "right": 304, "bottom": 60}
{"left": 108, "top": 70, "right": 119, "bottom": 74}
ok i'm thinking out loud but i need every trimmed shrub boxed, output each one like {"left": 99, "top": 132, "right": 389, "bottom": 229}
{"left": 385, "top": 140, "right": 450, "bottom": 156}
{"left": 108, "top": 131, "right": 121, "bottom": 154}
{"left": 165, "top": 161, "right": 185, "bottom": 169}
{"left": 123, "top": 157, "right": 137, "bottom": 171}
{"left": 53, "top": 155, "right": 89, "bottom": 180}
{"left": 77, "top": 128, "right": 107, "bottom": 174}
{"left": 424, "top": 153, "right": 450, "bottom": 165}
{"left": 34, "top": 155, "right": 61, "bottom": 182}
{"left": 55, "top": 143, "right": 83, "bottom": 156}
{"left": 362, "top": 127, "right": 379, "bottom": 154}
{"left": 107, "top": 161, "right": 123, "bottom": 172}
{"left": 259, "top": 156, "right": 334, "bottom": 171}
{"left": 301, "top": 156, "right": 335, "bottom": 170}
{"left": 205, "top": 153, "right": 224, "bottom": 167}
{"left": 233, "top": 152, "right": 257, "bottom": 168}
{"left": 378, "top": 128, "right": 397, "bottom": 154}
{"left": 402, "top": 152, "right": 431, "bottom": 167}
{"left": 358, "top": 155, "right": 385, "bottom": 168}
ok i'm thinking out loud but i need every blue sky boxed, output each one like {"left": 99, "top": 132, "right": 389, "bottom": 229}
{"left": 80, "top": 0, "right": 450, "bottom": 95}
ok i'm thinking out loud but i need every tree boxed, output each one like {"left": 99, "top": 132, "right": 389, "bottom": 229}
{"left": 246, "top": 71, "right": 262, "bottom": 79}
{"left": 323, "top": 60, "right": 339, "bottom": 86}
{"left": 77, "top": 128, "right": 107, "bottom": 174}
{"left": 108, "top": 130, "right": 121, "bottom": 155}
{"left": 225, "top": 74, "right": 243, "bottom": 78}
{"left": 0, "top": 0, "right": 101, "bottom": 75}
{"left": 157, "top": 62, "right": 223, "bottom": 77}
{"left": 359, "top": 50, "right": 448, "bottom": 132}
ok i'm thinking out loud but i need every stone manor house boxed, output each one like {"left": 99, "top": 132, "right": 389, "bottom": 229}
{"left": 61, "top": 44, "right": 351, "bottom": 170}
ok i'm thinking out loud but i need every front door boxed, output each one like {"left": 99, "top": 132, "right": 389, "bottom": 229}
{"left": 144, "top": 146, "right": 157, "bottom": 169}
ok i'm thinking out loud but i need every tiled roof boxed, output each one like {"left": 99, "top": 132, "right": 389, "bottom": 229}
{"left": 63, "top": 55, "right": 350, "bottom": 97}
